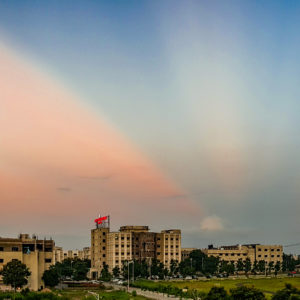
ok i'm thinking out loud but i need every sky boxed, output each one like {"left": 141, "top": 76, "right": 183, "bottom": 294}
{"left": 0, "top": 0, "right": 300, "bottom": 252}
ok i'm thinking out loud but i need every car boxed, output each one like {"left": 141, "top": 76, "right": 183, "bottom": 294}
{"left": 206, "top": 274, "right": 213, "bottom": 279}
{"left": 185, "top": 276, "right": 192, "bottom": 280}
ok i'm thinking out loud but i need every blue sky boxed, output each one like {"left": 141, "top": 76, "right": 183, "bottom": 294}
{"left": 1, "top": 0, "right": 300, "bottom": 252}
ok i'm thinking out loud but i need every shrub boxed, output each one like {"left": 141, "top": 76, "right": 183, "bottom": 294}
{"left": 230, "top": 286, "right": 266, "bottom": 300}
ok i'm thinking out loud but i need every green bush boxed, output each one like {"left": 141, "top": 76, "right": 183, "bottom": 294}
{"left": 230, "top": 286, "right": 266, "bottom": 300}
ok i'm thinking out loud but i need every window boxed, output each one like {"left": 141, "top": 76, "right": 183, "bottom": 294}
{"left": 121, "top": 245, "right": 124, "bottom": 248}
{"left": 157, "top": 245, "right": 160, "bottom": 248}
{"left": 271, "top": 249, "right": 274, "bottom": 252}
{"left": 103, "top": 246, "right": 106, "bottom": 250}
{"left": 102, "top": 239, "right": 106, "bottom": 243}
{"left": 115, "top": 252, "right": 119, "bottom": 255}
{"left": 176, "top": 245, "right": 178, "bottom": 248}
{"left": 231, "top": 254, "right": 235, "bottom": 256}
{"left": 127, "top": 245, "right": 130, "bottom": 248}
{"left": 127, "top": 252, "right": 130, "bottom": 255}
{"left": 157, "top": 252, "right": 161, "bottom": 255}
{"left": 237, "top": 254, "right": 240, "bottom": 256}
{"left": 171, "top": 238, "right": 174, "bottom": 241}
{"left": 258, "top": 248, "right": 261, "bottom": 251}
{"left": 265, "top": 249, "right": 268, "bottom": 251}
{"left": 45, "top": 258, "right": 52, "bottom": 263}
{"left": 225, "top": 253, "right": 229, "bottom": 256}
{"left": 121, "top": 237, "right": 124, "bottom": 240}
{"left": 271, "top": 255, "right": 274, "bottom": 257}
{"left": 127, "top": 237, "right": 130, "bottom": 240}
{"left": 258, "top": 255, "right": 262, "bottom": 257}
{"left": 277, "top": 255, "right": 281, "bottom": 257}
{"left": 12, "top": 247, "right": 19, "bottom": 252}
{"left": 166, "top": 238, "right": 168, "bottom": 241}
{"left": 176, "top": 253, "right": 178, "bottom": 255}
{"left": 103, "top": 254, "right": 106, "bottom": 257}
{"left": 0, "top": 259, "right": 3, "bottom": 263}
{"left": 157, "top": 238, "right": 161, "bottom": 241}
{"left": 116, "top": 260, "right": 119, "bottom": 263}
{"left": 243, "top": 254, "right": 247, "bottom": 256}
{"left": 116, "top": 244, "right": 119, "bottom": 248}
{"left": 166, "top": 245, "right": 168, "bottom": 248}
{"left": 277, "top": 249, "right": 281, "bottom": 251}
{"left": 121, "top": 252, "right": 124, "bottom": 255}
{"left": 103, "top": 232, "right": 106, "bottom": 236}
{"left": 265, "top": 255, "right": 268, "bottom": 258}
{"left": 165, "top": 253, "right": 168, "bottom": 255}
{"left": 0, "top": 247, "right": 3, "bottom": 251}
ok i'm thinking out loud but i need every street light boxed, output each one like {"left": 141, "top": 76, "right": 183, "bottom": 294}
{"left": 127, "top": 260, "right": 134, "bottom": 292}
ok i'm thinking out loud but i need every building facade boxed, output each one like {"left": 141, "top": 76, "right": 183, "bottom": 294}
{"left": 0, "top": 234, "right": 54, "bottom": 291}
{"left": 91, "top": 219, "right": 181, "bottom": 277}
{"left": 181, "top": 248, "right": 197, "bottom": 260}
{"left": 54, "top": 247, "right": 91, "bottom": 263}
{"left": 203, "top": 244, "right": 283, "bottom": 264}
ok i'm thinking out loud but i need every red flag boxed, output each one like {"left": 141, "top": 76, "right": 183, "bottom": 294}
{"left": 94, "top": 216, "right": 108, "bottom": 224}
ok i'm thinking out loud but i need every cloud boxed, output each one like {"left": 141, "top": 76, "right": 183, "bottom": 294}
{"left": 200, "top": 215, "right": 224, "bottom": 231}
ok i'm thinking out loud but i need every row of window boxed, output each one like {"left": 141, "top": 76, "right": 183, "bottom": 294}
{"left": 257, "top": 248, "right": 281, "bottom": 252}
{"left": 220, "top": 253, "right": 247, "bottom": 257}
{"left": 0, "top": 258, "right": 52, "bottom": 263}
{"left": 258, "top": 254, "right": 281, "bottom": 258}
{"left": 0, "top": 247, "right": 19, "bottom": 252}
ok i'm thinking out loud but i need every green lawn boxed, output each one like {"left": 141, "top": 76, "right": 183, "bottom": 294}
{"left": 133, "top": 277, "right": 300, "bottom": 299}
{"left": 56, "top": 289, "right": 150, "bottom": 300}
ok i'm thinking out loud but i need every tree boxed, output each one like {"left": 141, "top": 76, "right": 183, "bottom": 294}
{"left": 272, "top": 284, "right": 300, "bottom": 300}
{"left": 258, "top": 260, "right": 266, "bottom": 273}
{"left": 72, "top": 259, "right": 89, "bottom": 281}
{"left": 99, "top": 262, "right": 112, "bottom": 282}
{"left": 206, "top": 286, "right": 230, "bottom": 300}
{"left": 268, "top": 262, "right": 274, "bottom": 275}
{"left": 42, "top": 266, "right": 59, "bottom": 287}
{"left": 112, "top": 266, "right": 120, "bottom": 278}
{"left": 0, "top": 260, "right": 31, "bottom": 292}
{"left": 244, "top": 258, "right": 252, "bottom": 276}
{"left": 170, "top": 259, "right": 179, "bottom": 276}
{"left": 252, "top": 260, "right": 259, "bottom": 274}
{"left": 237, "top": 259, "right": 244, "bottom": 273}
{"left": 230, "top": 286, "right": 266, "bottom": 300}
{"left": 274, "top": 261, "right": 281, "bottom": 276}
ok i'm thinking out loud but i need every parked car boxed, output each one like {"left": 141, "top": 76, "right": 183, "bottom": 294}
{"left": 185, "top": 276, "right": 192, "bottom": 280}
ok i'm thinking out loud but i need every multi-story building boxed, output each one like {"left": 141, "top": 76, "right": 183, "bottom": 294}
{"left": 0, "top": 234, "right": 54, "bottom": 291}
{"left": 59, "top": 248, "right": 91, "bottom": 261}
{"left": 203, "top": 244, "right": 283, "bottom": 264}
{"left": 181, "top": 248, "right": 197, "bottom": 260}
{"left": 90, "top": 217, "right": 181, "bottom": 278}
{"left": 54, "top": 246, "right": 64, "bottom": 263}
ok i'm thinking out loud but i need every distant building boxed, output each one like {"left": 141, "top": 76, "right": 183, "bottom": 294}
{"left": 90, "top": 217, "right": 181, "bottom": 278}
{"left": 181, "top": 248, "right": 197, "bottom": 260}
{"left": 0, "top": 234, "right": 54, "bottom": 291}
{"left": 203, "top": 244, "right": 283, "bottom": 264}
{"left": 55, "top": 247, "right": 90, "bottom": 262}
{"left": 54, "top": 246, "right": 64, "bottom": 263}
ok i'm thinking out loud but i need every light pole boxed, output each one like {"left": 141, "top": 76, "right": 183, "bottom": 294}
{"left": 127, "top": 260, "right": 134, "bottom": 292}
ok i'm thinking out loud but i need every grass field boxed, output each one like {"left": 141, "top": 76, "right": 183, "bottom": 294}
{"left": 0, "top": 289, "right": 150, "bottom": 300}
{"left": 55, "top": 289, "right": 150, "bottom": 300}
{"left": 133, "top": 277, "right": 300, "bottom": 299}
